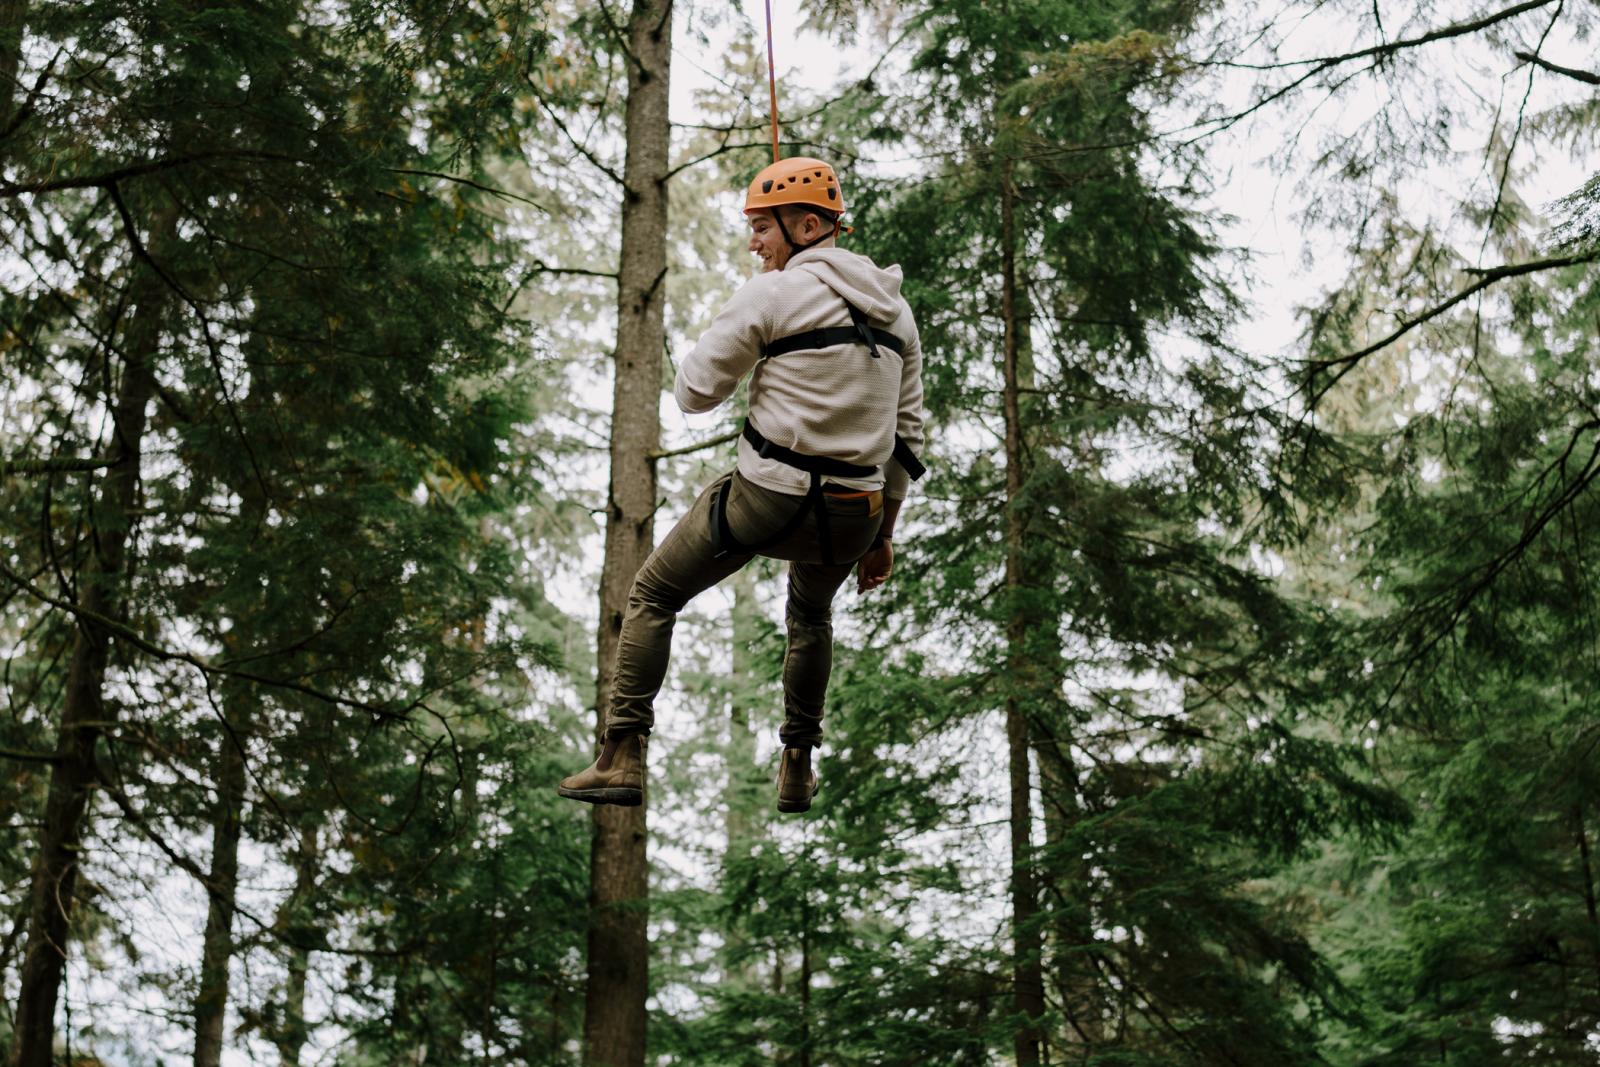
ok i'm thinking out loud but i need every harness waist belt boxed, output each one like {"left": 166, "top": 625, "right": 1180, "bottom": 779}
{"left": 741, "top": 419, "right": 877, "bottom": 480}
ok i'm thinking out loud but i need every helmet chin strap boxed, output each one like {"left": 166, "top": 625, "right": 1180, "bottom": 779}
{"left": 772, "top": 209, "right": 837, "bottom": 259}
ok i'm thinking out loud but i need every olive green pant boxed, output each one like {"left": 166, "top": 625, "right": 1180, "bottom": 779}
{"left": 604, "top": 469, "right": 884, "bottom": 748}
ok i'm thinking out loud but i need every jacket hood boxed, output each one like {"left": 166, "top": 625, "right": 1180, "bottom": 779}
{"left": 787, "top": 247, "right": 905, "bottom": 322}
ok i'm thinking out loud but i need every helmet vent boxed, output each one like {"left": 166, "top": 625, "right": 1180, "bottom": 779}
{"left": 762, "top": 180, "right": 774, "bottom": 193}
{"left": 827, "top": 188, "right": 836, "bottom": 200}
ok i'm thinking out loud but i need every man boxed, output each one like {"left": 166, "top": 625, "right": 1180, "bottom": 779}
{"left": 558, "top": 156, "right": 925, "bottom": 814}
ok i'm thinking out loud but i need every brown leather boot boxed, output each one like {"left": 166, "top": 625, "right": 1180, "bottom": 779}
{"left": 776, "top": 746, "right": 818, "bottom": 814}
{"left": 557, "top": 733, "right": 645, "bottom": 806}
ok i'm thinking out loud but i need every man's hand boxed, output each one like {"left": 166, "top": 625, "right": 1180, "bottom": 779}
{"left": 856, "top": 538, "right": 893, "bottom": 595}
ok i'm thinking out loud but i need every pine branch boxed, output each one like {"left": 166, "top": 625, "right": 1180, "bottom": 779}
{"left": 0, "top": 745, "right": 60, "bottom": 764}
{"left": 1380, "top": 419, "right": 1600, "bottom": 704}
{"left": 107, "top": 181, "right": 275, "bottom": 501}
{"left": 95, "top": 744, "right": 431, "bottom": 960}
{"left": 0, "top": 555, "right": 412, "bottom": 722}
{"left": 0, "top": 149, "right": 301, "bottom": 198}
{"left": 1302, "top": 250, "right": 1600, "bottom": 409}
{"left": 1, "top": 456, "right": 118, "bottom": 475}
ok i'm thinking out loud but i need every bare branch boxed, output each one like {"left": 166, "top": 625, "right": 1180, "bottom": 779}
{"left": 648, "top": 428, "right": 738, "bottom": 460}
{"left": 1514, "top": 49, "right": 1600, "bottom": 84}
{"left": 665, "top": 140, "right": 768, "bottom": 182}
{"left": 526, "top": 257, "right": 618, "bottom": 280}
{"left": 0, "top": 745, "right": 59, "bottom": 764}
{"left": 1201, "top": 0, "right": 1559, "bottom": 73}
{"left": 0, "top": 45, "right": 64, "bottom": 144}
{"left": 528, "top": 86, "right": 625, "bottom": 186}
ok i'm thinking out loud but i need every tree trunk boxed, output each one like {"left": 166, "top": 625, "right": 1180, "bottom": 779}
{"left": 723, "top": 568, "right": 760, "bottom": 985}
{"left": 8, "top": 209, "right": 173, "bottom": 1067}
{"left": 726, "top": 568, "right": 761, "bottom": 847}
{"left": 798, "top": 896, "right": 812, "bottom": 1067}
{"left": 0, "top": 0, "right": 25, "bottom": 135}
{"left": 193, "top": 707, "right": 249, "bottom": 1067}
{"left": 583, "top": 3, "right": 671, "bottom": 1065}
{"left": 1001, "top": 160, "right": 1046, "bottom": 1067}
{"left": 276, "top": 828, "right": 317, "bottom": 1067}
{"left": 1574, "top": 802, "right": 1600, "bottom": 999}
{"left": 1040, "top": 740, "right": 1100, "bottom": 1050}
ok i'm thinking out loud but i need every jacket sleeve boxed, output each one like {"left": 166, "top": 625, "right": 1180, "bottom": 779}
{"left": 885, "top": 316, "right": 926, "bottom": 501}
{"left": 674, "top": 275, "right": 773, "bottom": 413}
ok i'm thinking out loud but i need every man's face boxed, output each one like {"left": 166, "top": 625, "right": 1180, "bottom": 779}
{"left": 747, "top": 210, "right": 790, "bottom": 273}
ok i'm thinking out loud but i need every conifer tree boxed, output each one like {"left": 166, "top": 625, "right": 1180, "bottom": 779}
{"left": 582, "top": 2, "right": 670, "bottom": 1063}
{"left": 840, "top": 0, "right": 1400, "bottom": 1059}
{"left": 1, "top": 1, "right": 573, "bottom": 1059}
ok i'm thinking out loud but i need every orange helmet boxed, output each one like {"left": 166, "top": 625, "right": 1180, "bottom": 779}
{"left": 744, "top": 156, "right": 844, "bottom": 217}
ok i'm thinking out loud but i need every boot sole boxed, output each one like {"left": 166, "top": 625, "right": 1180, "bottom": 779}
{"left": 776, "top": 783, "right": 819, "bottom": 814}
{"left": 557, "top": 786, "right": 643, "bottom": 806}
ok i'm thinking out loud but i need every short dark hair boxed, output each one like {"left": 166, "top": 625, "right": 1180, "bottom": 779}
{"left": 777, "top": 203, "right": 839, "bottom": 232}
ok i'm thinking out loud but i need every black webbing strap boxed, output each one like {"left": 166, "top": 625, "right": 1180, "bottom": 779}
{"left": 710, "top": 419, "right": 879, "bottom": 565}
{"left": 893, "top": 434, "right": 926, "bottom": 481}
{"left": 760, "top": 324, "right": 905, "bottom": 361}
{"left": 710, "top": 472, "right": 823, "bottom": 559}
{"left": 756, "top": 298, "right": 926, "bottom": 483}
{"left": 845, "top": 301, "right": 881, "bottom": 358}
{"left": 741, "top": 419, "right": 877, "bottom": 479}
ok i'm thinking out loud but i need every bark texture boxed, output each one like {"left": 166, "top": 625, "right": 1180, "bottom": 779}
{"left": 583, "top": 2, "right": 671, "bottom": 1064}
{"left": 1041, "top": 740, "right": 1101, "bottom": 1046}
{"left": 192, "top": 712, "right": 248, "bottom": 1067}
{"left": 275, "top": 828, "right": 317, "bottom": 1067}
{"left": 8, "top": 209, "right": 173, "bottom": 1067}
{"left": 0, "top": 0, "right": 25, "bottom": 136}
{"left": 722, "top": 568, "right": 760, "bottom": 984}
{"left": 1001, "top": 163, "right": 1046, "bottom": 1067}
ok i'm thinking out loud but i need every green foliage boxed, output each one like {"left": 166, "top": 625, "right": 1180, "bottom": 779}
{"left": 0, "top": 0, "right": 592, "bottom": 1058}
{"left": 3, "top": 0, "right": 1597, "bottom": 1062}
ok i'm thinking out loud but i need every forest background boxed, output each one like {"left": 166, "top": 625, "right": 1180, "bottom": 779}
{"left": 2, "top": 0, "right": 1598, "bottom": 1064}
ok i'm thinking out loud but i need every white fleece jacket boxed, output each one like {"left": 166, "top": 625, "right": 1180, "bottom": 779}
{"left": 674, "top": 246, "right": 926, "bottom": 500}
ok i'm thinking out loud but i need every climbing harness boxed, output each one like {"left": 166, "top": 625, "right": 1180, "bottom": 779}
{"left": 709, "top": 420, "right": 878, "bottom": 567}
{"left": 708, "top": 298, "right": 927, "bottom": 566}
{"left": 709, "top": 10, "right": 925, "bottom": 565}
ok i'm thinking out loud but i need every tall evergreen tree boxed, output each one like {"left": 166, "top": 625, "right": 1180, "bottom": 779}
{"left": 841, "top": 0, "right": 1403, "bottom": 1059}
{"left": 581, "top": 2, "right": 671, "bottom": 1063}
{"left": 0, "top": 1, "right": 576, "bottom": 1059}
